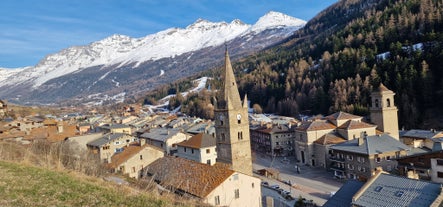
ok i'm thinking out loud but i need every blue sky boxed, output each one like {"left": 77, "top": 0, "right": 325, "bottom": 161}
{"left": 0, "top": 0, "right": 337, "bottom": 68}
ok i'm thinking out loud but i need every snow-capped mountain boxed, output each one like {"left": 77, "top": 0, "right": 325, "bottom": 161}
{"left": 0, "top": 11, "right": 305, "bottom": 105}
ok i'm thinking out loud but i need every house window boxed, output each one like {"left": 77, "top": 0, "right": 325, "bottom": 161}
{"left": 115, "top": 141, "right": 121, "bottom": 145}
{"left": 386, "top": 156, "right": 391, "bottom": 161}
{"left": 233, "top": 174, "right": 239, "bottom": 180}
{"left": 102, "top": 146, "right": 110, "bottom": 150}
{"left": 252, "top": 183, "right": 255, "bottom": 188}
{"left": 437, "top": 172, "right": 443, "bottom": 178}
{"left": 132, "top": 167, "right": 136, "bottom": 173}
{"left": 207, "top": 159, "right": 211, "bottom": 165}
{"left": 437, "top": 159, "right": 443, "bottom": 166}
{"left": 184, "top": 147, "right": 187, "bottom": 152}
{"left": 234, "top": 189, "right": 239, "bottom": 199}
{"left": 347, "top": 155, "right": 354, "bottom": 161}
{"left": 215, "top": 195, "right": 220, "bottom": 205}
{"left": 206, "top": 149, "right": 210, "bottom": 154}
{"left": 191, "top": 149, "right": 194, "bottom": 154}
{"left": 347, "top": 164, "right": 354, "bottom": 170}
{"left": 140, "top": 155, "right": 143, "bottom": 160}
{"left": 375, "top": 157, "right": 381, "bottom": 163}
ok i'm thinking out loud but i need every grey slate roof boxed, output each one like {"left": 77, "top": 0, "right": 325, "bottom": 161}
{"left": 87, "top": 133, "right": 127, "bottom": 147}
{"left": 100, "top": 123, "right": 130, "bottom": 129}
{"left": 330, "top": 134, "right": 410, "bottom": 155}
{"left": 323, "top": 180, "right": 364, "bottom": 207}
{"left": 402, "top": 129, "right": 443, "bottom": 139}
{"left": 352, "top": 173, "right": 442, "bottom": 207}
{"left": 140, "top": 128, "right": 181, "bottom": 142}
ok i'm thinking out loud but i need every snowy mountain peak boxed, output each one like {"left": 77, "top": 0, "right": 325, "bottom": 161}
{"left": 0, "top": 11, "right": 306, "bottom": 97}
{"left": 250, "top": 11, "right": 306, "bottom": 33}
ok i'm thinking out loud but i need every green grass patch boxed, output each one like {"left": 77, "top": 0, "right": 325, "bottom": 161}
{"left": 0, "top": 161, "right": 179, "bottom": 207}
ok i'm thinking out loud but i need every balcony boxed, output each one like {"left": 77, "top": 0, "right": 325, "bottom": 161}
{"left": 329, "top": 155, "right": 345, "bottom": 162}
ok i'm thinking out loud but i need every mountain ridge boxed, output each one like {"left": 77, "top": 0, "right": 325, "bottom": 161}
{"left": 0, "top": 11, "right": 306, "bottom": 105}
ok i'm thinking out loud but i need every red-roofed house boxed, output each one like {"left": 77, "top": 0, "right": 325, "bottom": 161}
{"left": 176, "top": 133, "right": 217, "bottom": 165}
{"left": 106, "top": 140, "right": 164, "bottom": 179}
{"left": 145, "top": 156, "right": 261, "bottom": 207}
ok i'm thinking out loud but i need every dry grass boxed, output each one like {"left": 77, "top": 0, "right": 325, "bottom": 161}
{"left": 0, "top": 141, "right": 196, "bottom": 207}
{"left": 0, "top": 161, "right": 175, "bottom": 207}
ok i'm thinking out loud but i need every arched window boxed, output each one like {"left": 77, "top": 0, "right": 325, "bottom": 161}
{"left": 387, "top": 98, "right": 391, "bottom": 107}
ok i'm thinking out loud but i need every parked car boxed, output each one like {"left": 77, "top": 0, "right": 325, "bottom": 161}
{"left": 270, "top": 185, "right": 280, "bottom": 190}
{"left": 261, "top": 181, "right": 269, "bottom": 186}
{"left": 281, "top": 190, "right": 290, "bottom": 195}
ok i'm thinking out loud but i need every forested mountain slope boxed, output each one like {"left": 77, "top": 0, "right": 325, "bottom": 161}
{"left": 231, "top": 0, "right": 443, "bottom": 129}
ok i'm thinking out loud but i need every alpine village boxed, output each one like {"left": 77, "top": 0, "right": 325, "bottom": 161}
{"left": 2, "top": 0, "right": 443, "bottom": 207}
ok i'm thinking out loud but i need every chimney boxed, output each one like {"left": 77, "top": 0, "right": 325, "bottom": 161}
{"left": 358, "top": 137, "right": 365, "bottom": 146}
{"left": 139, "top": 138, "right": 146, "bottom": 146}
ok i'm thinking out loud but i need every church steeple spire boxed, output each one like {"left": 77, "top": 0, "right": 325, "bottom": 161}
{"left": 219, "top": 47, "right": 242, "bottom": 110}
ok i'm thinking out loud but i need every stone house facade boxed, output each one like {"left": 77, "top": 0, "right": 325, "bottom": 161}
{"left": 330, "top": 134, "right": 409, "bottom": 181}
{"left": 250, "top": 123, "right": 295, "bottom": 156}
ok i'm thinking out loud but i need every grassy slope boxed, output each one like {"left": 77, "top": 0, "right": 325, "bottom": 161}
{"left": 0, "top": 161, "right": 177, "bottom": 207}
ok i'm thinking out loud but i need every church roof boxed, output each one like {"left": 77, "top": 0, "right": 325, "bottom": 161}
{"left": 337, "top": 120, "right": 376, "bottom": 130}
{"left": 314, "top": 133, "right": 346, "bottom": 145}
{"left": 324, "top": 111, "right": 362, "bottom": 121}
{"left": 177, "top": 133, "right": 215, "bottom": 149}
{"left": 296, "top": 120, "right": 336, "bottom": 131}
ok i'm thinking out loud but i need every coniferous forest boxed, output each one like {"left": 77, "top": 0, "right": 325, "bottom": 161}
{"left": 143, "top": 0, "right": 443, "bottom": 130}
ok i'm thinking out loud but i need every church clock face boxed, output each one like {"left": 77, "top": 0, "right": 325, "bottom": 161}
{"left": 236, "top": 113, "right": 241, "bottom": 120}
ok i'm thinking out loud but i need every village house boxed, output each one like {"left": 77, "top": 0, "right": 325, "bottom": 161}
{"left": 400, "top": 129, "right": 443, "bottom": 150}
{"left": 98, "top": 123, "right": 132, "bottom": 135}
{"left": 324, "top": 169, "right": 443, "bottom": 207}
{"left": 145, "top": 156, "right": 261, "bottom": 207}
{"left": 250, "top": 123, "right": 295, "bottom": 156}
{"left": 395, "top": 151, "right": 443, "bottom": 182}
{"left": 185, "top": 120, "right": 215, "bottom": 135}
{"left": 176, "top": 133, "right": 217, "bottom": 165}
{"left": 139, "top": 128, "right": 189, "bottom": 155}
{"left": 87, "top": 133, "right": 137, "bottom": 162}
{"left": 106, "top": 139, "right": 164, "bottom": 179}
{"left": 329, "top": 134, "right": 409, "bottom": 181}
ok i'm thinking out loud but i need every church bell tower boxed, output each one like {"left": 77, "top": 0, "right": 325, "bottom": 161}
{"left": 370, "top": 83, "right": 399, "bottom": 139}
{"left": 214, "top": 48, "right": 252, "bottom": 176}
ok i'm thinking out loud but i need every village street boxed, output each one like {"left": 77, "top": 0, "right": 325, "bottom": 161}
{"left": 253, "top": 153, "right": 343, "bottom": 206}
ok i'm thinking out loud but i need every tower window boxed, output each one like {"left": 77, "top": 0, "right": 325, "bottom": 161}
{"left": 375, "top": 99, "right": 379, "bottom": 108}
{"left": 238, "top": 131, "right": 243, "bottom": 140}
{"left": 221, "top": 121, "right": 224, "bottom": 126}
{"left": 221, "top": 133, "right": 225, "bottom": 141}
{"left": 238, "top": 119, "right": 241, "bottom": 124}
{"left": 387, "top": 98, "right": 391, "bottom": 107}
